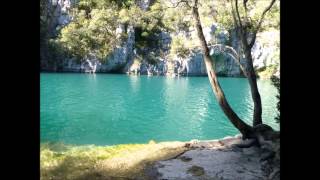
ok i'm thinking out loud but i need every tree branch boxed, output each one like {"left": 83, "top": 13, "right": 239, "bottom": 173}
{"left": 230, "top": 1, "right": 240, "bottom": 28}
{"left": 243, "top": 0, "right": 249, "bottom": 18}
{"left": 210, "top": 44, "right": 248, "bottom": 77}
{"left": 249, "top": 0, "right": 276, "bottom": 48}
{"left": 192, "top": 0, "right": 254, "bottom": 137}
{"left": 231, "top": 0, "right": 249, "bottom": 48}
{"left": 243, "top": 0, "right": 248, "bottom": 10}
{"left": 234, "top": 0, "right": 244, "bottom": 32}
{"left": 193, "top": 0, "right": 198, "bottom": 8}
{"left": 168, "top": 0, "right": 192, "bottom": 8}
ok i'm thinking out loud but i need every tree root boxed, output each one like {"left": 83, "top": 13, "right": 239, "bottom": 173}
{"left": 260, "top": 151, "right": 275, "bottom": 162}
{"left": 241, "top": 124, "right": 280, "bottom": 180}
{"left": 235, "top": 138, "right": 258, "bottom": 148}
{"left": 268, "top": 168, "right": 280, "bottom": 180}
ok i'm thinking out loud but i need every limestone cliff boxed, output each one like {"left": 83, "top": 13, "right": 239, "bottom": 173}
{"left": 41, "top": 0, "right": 279, "bottom": 78}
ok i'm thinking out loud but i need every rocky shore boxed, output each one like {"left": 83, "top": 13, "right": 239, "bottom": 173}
{"left": 146, "top": 135, "right": 280, "bottom": 180}
{"left": 40, "top": 134, "right": 279, "bottom": 180}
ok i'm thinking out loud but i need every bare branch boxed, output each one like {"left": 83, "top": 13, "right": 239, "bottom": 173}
{"left": 234, "top": 0, "right": 244, "bottom": 31}
{"left": 243, "top": 0, "right": 248, "bottom": 9}
{"left": 230, "top": 1, "right": 240, "bottom": 29}
{"left": 231, "top": 0, "right": 250, "bottom": 47}
{"left": 243, "top": 0, "right": 248, "bottom": 17}
{"left": 193, "top": 0, "right": 198, "bottom": 8}
{"left": 168, "top": 0, "right": 192, "bottom": 8}
{"left": 249, "top": 0, "right": 276, "bottom": 48}
{"left": 231, "top": 0, "right": 250, "bottom": 48}
{"left": 243, "top": 0, "right": 251, "bottom": 29}
{"left": 210, "top": 44, "right": 248, "bottom": 77}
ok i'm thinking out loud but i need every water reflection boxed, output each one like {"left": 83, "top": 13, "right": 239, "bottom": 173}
{"left": 41, "top": 74, "right": 279, "bottom": 145}
{"left": 129, "top": 75, "right": 140, "bottom": 93}
{"left": 258, "top": 80, "right": 279, "bottom": 130}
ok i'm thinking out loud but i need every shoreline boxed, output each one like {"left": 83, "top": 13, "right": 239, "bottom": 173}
{"left": 41, "top": 134, "right": 280, "bottom": 179}
{"left": 40, "top": 71, "right": 277, "bottom": 79}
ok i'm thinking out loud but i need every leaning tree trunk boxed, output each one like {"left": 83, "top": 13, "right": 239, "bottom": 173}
{"left": 231, "top": 0, "right": 274, "bottom": 126}
{"left": 191, "top": 0, "right": 253, "bottom": 138}
{"left": 233, "top": 25, "right": 263, "bottom": 126}
{"left": 243, "top": 44, "right": 263, "bottom": 126}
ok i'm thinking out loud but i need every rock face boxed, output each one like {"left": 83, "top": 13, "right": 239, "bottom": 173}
{"left": 41, "top": 0, "right": 74, "bottom": 71}
{"left": 136, "top": 0, "right": 155, "bottom": 10}
{"left": 59, "top": 23, "right": 279, "bottom": 77}
{"left": 98, "top": 25, "right": 136, "bottom": 73}
{"left": 44, "top": 0, "right": 73, "bottom": 38}
{"left": 252, "top": 31, "right": 280, "bottom": 70}
{"left": 41, "top": 0, "right": 279, "bottom": 78}
{"left": 124, "top": 24, "right": 242, "bottom": 77}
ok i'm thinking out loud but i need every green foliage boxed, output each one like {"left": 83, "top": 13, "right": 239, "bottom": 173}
{"left": 118, "top": 4, "right": 144, "bottom": 25}
{"left": 41, "top": 0, "right": 279, "bottom": 66}
{"left": 77, "top": 0, "right": 134, "bottom": 11}
{"left": 129, "top": 1, "right": 168, "bottom": 64}
{"left": 162, "top": 3, "right": 192, "bottom": 32}
{"left": 212, "top": 0, "right": 235, "bottom": 30}
{"left": 170, "top": 36, "right": 191, "bottom": 58}
{"left": 58, "top": 1, "right": 121, "bottom": 61}
{"left": 141, "top": 31, "right": 149, "bottom": 37}
{"left": 256, "top": 64, "right": 278, "bottom": 79}
{"left": 213, "top": 0, "right": 279, "bottom": 33}
{"left": 198, "top": 0, "right": 217, "bottom": 27}
{"left": 54, "top": 0, "right": 168, "bottom": 63}
{"left": 48, "top": 39, "right": 65, "bottom": 58}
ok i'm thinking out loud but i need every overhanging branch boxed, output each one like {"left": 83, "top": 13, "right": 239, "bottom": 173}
{"left": 210, "top": 44, "right": 248, "bottom": 77}
{"left": 249, "top": 0, "right": 276, "bottom": 48}
{"left": 243, "top": 0, "right": 249, "bottom": 18}
{"left": 169, "top": 0, "right": 192, "bottom": 8}
{"left": 234, "top": 0, "right": 244, "bottom": 33}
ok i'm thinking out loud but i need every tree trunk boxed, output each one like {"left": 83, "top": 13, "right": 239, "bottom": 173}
{"left": 243, "top": 47, "right": 263, "bottom": 126}
{"left": 231, "top": 0, "right": 264, "bottom": 126}
{"left": 191, "top": 1, "right": 253, "bottom": 138}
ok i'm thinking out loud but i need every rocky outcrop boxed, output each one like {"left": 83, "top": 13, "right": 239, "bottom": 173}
{"left": 41, "top": 0, "right": 75, "bottom": 71}
{"left": 99, "top": 25, "right": 136, "bottom": 73}
{"left": 60, "top": 27, "right": 278, "bottom": 77}
{"left": 146, "top": 135, "right": 280, "bottom": 180}
{"left": 229, "top": 28, "right": 280, "bottom": 78}
{"left": 44, "top": 0, "right": 73, "bottom": 38}
{"left": 61, "top": 24, "right": 135, "bottom": 73}
{"left": 252, "top": 31, "right": 280, "bottom": 70}
{"left": 41, "top": 0, "right": 279, "bottom": 78}
{"left": 125, "top": 23, "right": 241, "bottom": 77}
{"left": 136, "top": 0, "right": 156, "bottom": 10}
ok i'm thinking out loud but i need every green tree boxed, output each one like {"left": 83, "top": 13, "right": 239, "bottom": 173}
{"left": 170, "top": 36, "right": 191, "bottom": 58}
{"left": 170, "top": 0, "right": 279, "bottom": 144}
{"left": 230, "top": 0, "right": 277, "bottom": 126}
{"left": 57, "top": 1, "right": 122, "bottom": 62}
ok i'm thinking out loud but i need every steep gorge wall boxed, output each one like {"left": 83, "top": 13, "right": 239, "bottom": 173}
{"left": 40, "top": 0, "right": 74, "bottom": 71}
{"left": 41, "top": 0, "right": 279, "bottom": 78}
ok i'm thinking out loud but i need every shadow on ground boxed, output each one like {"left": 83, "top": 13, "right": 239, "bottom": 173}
{"left": 40, "top": 141, "right": 187, "bottom": 180}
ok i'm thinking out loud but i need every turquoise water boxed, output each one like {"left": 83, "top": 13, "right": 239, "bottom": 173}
{"left": 40, "top": 73, "right": 279, "bottom": 145}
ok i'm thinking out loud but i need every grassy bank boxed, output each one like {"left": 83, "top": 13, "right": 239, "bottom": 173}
{"left": 40, "top": 141, "right": 187, "bottom": 180}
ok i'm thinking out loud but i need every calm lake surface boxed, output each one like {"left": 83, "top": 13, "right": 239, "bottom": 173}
{"left": 41, "top": 73, "right": 279, "bottom": 145}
